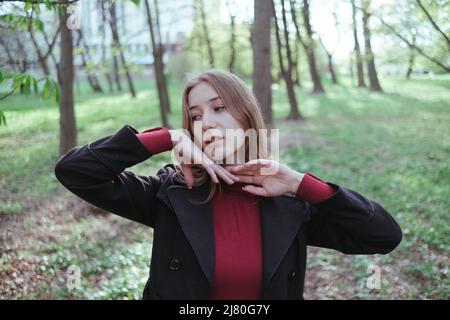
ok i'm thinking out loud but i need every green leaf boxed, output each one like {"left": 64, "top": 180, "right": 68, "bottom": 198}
{"left": 23, "top": 76, "right": 31, "bottom": 95}
{"left": 34, "top": 4, "right": 41, "bottom": 14}
{"left": 12, "top": 74, "right": 26, "bottom": 89}
{"left": 34, "top": 19, "right": 44, "bottom": 32}
{"left": 33, "top": 77, "right": 39, "bottom": 95}
{"left": 53, "top": 80, "right": 60, "bottom": 103}
{"left": 43, "top": 79, "right": 51, "bottom": 99}
{"left": 0, "top": 111, "right": 6, "bottom": 126}
{"left": 24, "top": 2, "right": 32, "bottom": 12}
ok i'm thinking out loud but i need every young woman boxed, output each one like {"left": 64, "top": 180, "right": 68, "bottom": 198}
{"left": 54, "top": 69, "right": 402, "bottom": 300}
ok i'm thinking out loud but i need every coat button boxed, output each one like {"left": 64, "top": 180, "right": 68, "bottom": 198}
{"left": 289, "top": 271, "right": 297, "bottom": 281}
{"left": 169, "top": 258, "right": 181, "bottom": 271}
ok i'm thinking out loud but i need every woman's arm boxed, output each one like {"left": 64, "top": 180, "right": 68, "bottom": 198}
{"left": 224, "top": 159, "right": 402, "bottom": 254}
{"left": 297, "top": 173, "right": 403, "bottom": 255}
{"left": 54, "top": 124, "right": 172, "bottom": 228}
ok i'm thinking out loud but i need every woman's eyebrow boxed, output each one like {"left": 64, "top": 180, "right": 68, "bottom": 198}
{"left": 189, "top": 96, "right": 221, "bottom": 110}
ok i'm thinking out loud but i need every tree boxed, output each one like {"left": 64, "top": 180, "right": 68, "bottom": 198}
{"left": 252, "top": 0, "right": 273, "bottom": 128}
{"left": 108, "top": 0, "right": 136, "bottom": 97}
{"left": 97, "top": 0, "right": 113, "bottom": 92}
{"left": 318, "top": 37, "right": 338, "bottom": 84}
{"left": 0, "top": 0, "right": 67, "bottom": 126}
{"left": 280, "top": 0, "right": 297, "bottom": 94}
{"left": 272, "top": 0, "right": 303, "bottom": 120}
{"left": 290, "top": 0, "right": 325, "bottom": 92}
{"left": 76, "top": 29, "right": 103, "bottom": 93}
{"left": 416, "top": 0, "right": 450, "bottom": 49}
{"left": 361, "top": 0, "right": 383, "bottom": 92}
{"left": 351, "top": 0, "right": 366, "bottom": 88}
{"left": 301, "top": 0, "right": 324, "bottom": 93}
{"left": 406, "top": 33, "right": 417, "bottom": 79}
{"left": 57, "top": 1, "right": 77, "bottom": 155}
{"left": 144, "top": 0, "right": 171, "bottom": 128}
{"left": 195, "top": 0, "right": 215, "bottom": 67}
{"left": 226, "top": 0, "right": 236, "bottom": 73}
{"left": 356, "top": 2, "right": 450, "bottom": 73}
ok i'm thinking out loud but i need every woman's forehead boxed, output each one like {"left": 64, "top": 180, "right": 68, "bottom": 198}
{"left": 188, "top": 82, "right": 221, "bottom": 107}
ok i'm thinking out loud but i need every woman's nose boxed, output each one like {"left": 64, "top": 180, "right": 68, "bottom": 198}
{"left": 202, "top": 110, "right": 218, "bottom": 130}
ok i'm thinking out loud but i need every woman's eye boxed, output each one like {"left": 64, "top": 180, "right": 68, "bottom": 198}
{"left": 192, "top": 115, "right": 201, "bottom": 121}
{"left": 215, "top": 106, "right": 225, "bottom": 112}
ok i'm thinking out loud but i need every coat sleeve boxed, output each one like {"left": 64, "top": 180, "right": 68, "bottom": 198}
{"left": 305, "top": 182, "right": 403, "bottom": 254}
{"left": 54, "top": 124, "right": 170, "bottom": 228}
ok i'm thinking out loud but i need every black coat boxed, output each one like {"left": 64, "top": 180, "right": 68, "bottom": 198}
{"left": 54, "top": 124, "right": 402, "bottom": 300}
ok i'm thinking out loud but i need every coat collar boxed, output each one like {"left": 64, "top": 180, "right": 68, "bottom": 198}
{"left": 156, "top": 166, "right": 309, "bottom": 290}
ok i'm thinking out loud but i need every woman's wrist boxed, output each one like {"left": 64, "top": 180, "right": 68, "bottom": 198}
{"left": 168, "top": 129, "right": 186, "bottom": 146}
{"left": 137, "top": 127, "right": 173, "bottom": 154}
{"left": 295, "top": 172, "right": 337, "bottom": 204}
{"left": 289, "top": 170, "right": 305, "bottom": 194}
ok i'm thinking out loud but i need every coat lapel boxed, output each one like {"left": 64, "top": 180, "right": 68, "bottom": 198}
{"left": 164, "top": 182, "right": 215, "bottom": 287}
{"left": 260, "top": 195, "right": 309, "bottom": 288}
{"left": 157, "top": 170, "right": 309, "bottom": 291}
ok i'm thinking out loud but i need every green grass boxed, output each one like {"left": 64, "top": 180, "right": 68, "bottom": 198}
{"left": 0, "top": 75, "right": 449, "bottom": 299}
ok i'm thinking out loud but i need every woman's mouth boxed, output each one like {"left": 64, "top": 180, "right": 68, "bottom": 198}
{"left": 204, "top": 136, "right": 222, "bottom": 146}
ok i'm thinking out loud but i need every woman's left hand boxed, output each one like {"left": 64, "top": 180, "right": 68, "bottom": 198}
{"left": 224, "top": 159, "right": 305, "bottom": 197}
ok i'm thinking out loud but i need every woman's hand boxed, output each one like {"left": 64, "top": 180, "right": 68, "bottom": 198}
{"left": 224, "top": 159, "right": 305, "bottom": 197}
{"left": 169, "top": 129, "right": 240, "bottom": 188}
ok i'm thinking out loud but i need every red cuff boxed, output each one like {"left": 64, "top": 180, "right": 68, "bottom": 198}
{"left": 136, "top": 127, "right": 173, "bottom": 154}
{"left": 295, "top": 172, "right": 337, "bottom": 204}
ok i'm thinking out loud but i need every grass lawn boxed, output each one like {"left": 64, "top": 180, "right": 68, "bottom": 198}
{"left": 0, "top": 75, "right": 449, "bottom": 299}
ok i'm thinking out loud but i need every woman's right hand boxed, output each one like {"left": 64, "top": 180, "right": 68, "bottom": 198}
{"left": 168, "top": 129, "right": 240, "bottom": 188}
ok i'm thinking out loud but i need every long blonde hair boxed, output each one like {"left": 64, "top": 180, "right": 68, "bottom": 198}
{"left": 173, "top": 69, "right": 271, "bottom": 204}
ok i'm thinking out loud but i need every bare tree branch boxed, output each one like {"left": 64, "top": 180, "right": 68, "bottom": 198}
{"left": 416, "top": 0, "right": 450, "bottom": 48}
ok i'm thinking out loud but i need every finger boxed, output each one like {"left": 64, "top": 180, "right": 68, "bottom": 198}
{"left": 205, "top": 166, "right": 219, "bottom": 184}
{"left": 182, "top": 164, "right": 194, "bottom": 189}
{"left": 215, "top": 166, "right": 235, "bottom": 185}
{"left": 218, "top": 170, "right": 234, "bottom": 185}
{"left": 219, "top": 166, "right": 240, "bottom": 182}
{"left": 241, "top": 184, "right": 269, "bottom": 197}
{"left": 226, "top": 161, "right": 271, "bottom": 173}
{"left": 228, "top": 170, "right": 261, "bottom": 176}
{"left": 233, "top": 175, "right": 256, "bottom": 184}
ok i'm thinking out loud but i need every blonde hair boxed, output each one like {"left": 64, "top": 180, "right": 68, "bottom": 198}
{"left": 173, "top": 69, "right": 271, "bottom": 204}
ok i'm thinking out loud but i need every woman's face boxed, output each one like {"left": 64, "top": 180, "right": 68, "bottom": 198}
{"left": 188, "top": 81, "right": 246, "bottom": 164}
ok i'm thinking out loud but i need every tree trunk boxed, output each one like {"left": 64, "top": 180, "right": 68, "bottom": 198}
{"left": 318, "top": 37, "right": 338, "bottom": 84}
{"left": 226, "top": 0, "right": 236, "bottom": 73}
{"left": 99, "top": 0, "right": 114, "bottom": 93}
{"left": 272, "top": 0, "right": 303, "bottom": 120}
{"left": 109, "top": 1, "right": 136, "bottom": 97}
{"left": 153, "top": 0, "right": 171, "bottom": 113}
{"left": 351, "top": 0, "right": 366, "bottom": 88}
{"left": 28, "top": 10, "right": 50, "bottom": 76}
{"left": 252, "top": 0, "right": 273, "bottom": 128}
{"left": 77, "top": 30, "right": 103, "bottom": 93}
{"left": 58, "top": 3, "right": 77, "bottom": 155}
{"left": 197, "top": 0, "right": 215, "bottom": 67}
{"left": 292, "top": 40, "right": 300, "bottom": 86}
{"left": 289, "top": 0, "right": 306, "bottom": 87}
{"left": 144, "top": 0, "right": 171, "bottom": 128}
{"left": 281, "top": 0, "right": 297, "bottom": 92}
{"left": 362, "top": 1, "right": 382, "bottom": 92}
{"left": 302, "top": 0, "right": 324, "bottom": 94}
